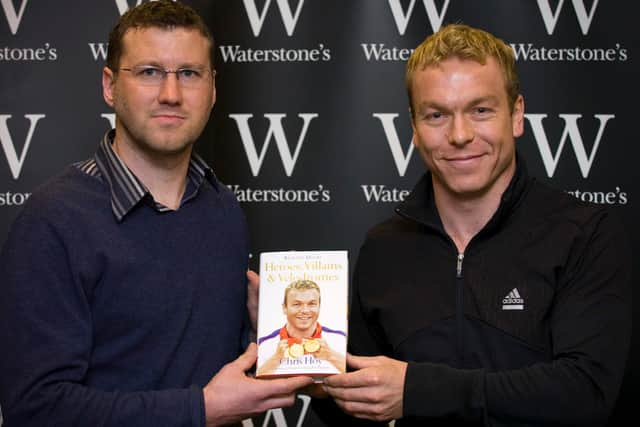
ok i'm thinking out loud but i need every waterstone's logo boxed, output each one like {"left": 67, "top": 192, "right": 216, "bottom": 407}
{"left": 387, "top": 0, "right": 450, "bottom": 36}
{"left": 0, "top": 114, "right": 44, "bottom": 207}
{"left": 0, "top": 114, "right": 44, "bottom": 180}
{"left": 373, "top": 113, "right": 415, "bottom": 178}
{"left": 221, "top": 0, "right": 331, "bottom": 64}
{"left": 113, "top": 0, "right": 172, "bottom": 16}
{"left": 536, "top": 0, "right": 600, "bottom": 35}
{"left": 243, "top": 0, "right": 305, "bottom": 37}
{"left": 241, "top": 395, "right": 311, "bottom": 427}
{"left": 361, "top": 0, "right": 449, "bottom": 62}
{"left": 512, "top": 0, "right": 628, "bottom": 62}
{"left": 525, "top": 113, "right": 627, "bottom": 205}
{"left": 1, "top": 0, "right": 58, "bottom": 61}
{"left": 526, "top": 114, "right": 613, "bottom": 179}
{"left": 1, "top": 0, "right": 28, "bottom": 35}
{"left": 228, "top": 113, "right": 330, "bottom": 203}
{"left": 89, "top": 1, "right": 174, "bottom": 61}
{"left": 360, "top": 113, "right": 415, "bottom": 203}
{"left": 101, "top": 114, "right": 115, "bottom": 129}
{"left": 231, "top": 113, "right": 317, "bottom": 177}
{"left": 89, "top": 43, "right": 108, "bottom": 61}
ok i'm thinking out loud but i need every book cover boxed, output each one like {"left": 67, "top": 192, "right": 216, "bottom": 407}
{"left": 256, "top": 250, "right": 348, "bottom": 380}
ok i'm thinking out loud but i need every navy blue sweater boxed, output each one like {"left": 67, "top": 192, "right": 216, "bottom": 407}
{"left": 0, "top": 165, "right": 249, "bottom": 426}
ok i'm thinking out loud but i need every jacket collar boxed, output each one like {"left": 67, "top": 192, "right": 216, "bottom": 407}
{"left": 395, "top": 153, "right": 531, "bottom": 233}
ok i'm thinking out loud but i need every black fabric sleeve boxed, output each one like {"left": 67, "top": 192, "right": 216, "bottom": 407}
{"left": 482, "top": 211, "right": 632, "bottom": 426}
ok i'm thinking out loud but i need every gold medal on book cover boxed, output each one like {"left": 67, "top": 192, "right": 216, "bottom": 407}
{"left": 256, "top": 250, "right": 348, "bottom": 380}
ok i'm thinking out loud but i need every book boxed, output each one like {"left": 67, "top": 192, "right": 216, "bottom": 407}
{"left": 256, "top": 250, "right": 348, "bottom": 380}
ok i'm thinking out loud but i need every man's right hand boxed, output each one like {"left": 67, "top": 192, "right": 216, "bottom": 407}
{"left": 322, "top": 353, "right": 407, "bottom": 422}
{"left": 203, "top": 342, "right": 313, "bottom": 426}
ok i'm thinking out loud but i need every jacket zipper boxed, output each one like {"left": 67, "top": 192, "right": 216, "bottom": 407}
{"left": 456, "top": 253, "right": 464, "bottom": 366}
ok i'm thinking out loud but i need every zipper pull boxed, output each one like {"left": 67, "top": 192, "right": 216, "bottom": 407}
{"left": 456, "top": 253, "right": 464, "bottom": 278}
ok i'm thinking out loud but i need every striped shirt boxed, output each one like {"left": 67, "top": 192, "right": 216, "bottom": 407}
{"left": 76, "top": 130, "right": 219, "bottom": 222}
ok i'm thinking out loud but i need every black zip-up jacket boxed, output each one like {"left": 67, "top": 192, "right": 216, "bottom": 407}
{"left": 346, "top": 159, "right": 631, "bottom": 426}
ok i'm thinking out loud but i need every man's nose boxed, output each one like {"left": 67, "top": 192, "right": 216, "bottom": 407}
{"left": 157, "top": 72, "right": 182, "bottom": 105}
{"left": 447, "top": 114, "right": 474, "bottom": 146}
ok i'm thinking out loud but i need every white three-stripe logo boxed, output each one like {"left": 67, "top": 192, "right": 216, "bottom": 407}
{"left": 502, "top": 288, "right": 524, "bottom": 310}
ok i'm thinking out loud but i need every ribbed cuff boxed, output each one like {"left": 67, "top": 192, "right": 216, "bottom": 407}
{"left": 403, "top": 362, "right": 484, "bottom": 421}
{"left": 190, "top": 385, "right": 205, "bottom": 427}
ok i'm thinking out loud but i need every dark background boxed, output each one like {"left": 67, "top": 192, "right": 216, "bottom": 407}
{"left": 0, "top": 1, "right": 636, "bottom": 425}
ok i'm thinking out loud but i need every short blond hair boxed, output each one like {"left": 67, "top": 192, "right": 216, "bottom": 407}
{"left": 283, "top": 280, "right": 321, "bottom": 305}
{"left": 406, "top": 23, "right": 519, "bottom": 114}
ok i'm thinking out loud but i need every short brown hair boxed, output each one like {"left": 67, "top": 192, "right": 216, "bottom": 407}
{"left": 406, "top": 23, "right": 519, "bottom": 114}
{"left": 106, "top": 0, "right": 214, "bottom": 71}
{"left": 283, "top": 280, "right": 321, "bottom": 305}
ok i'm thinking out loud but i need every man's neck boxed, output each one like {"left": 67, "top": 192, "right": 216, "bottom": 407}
{"left": 113, "top": 137, "right": 192, "bottom": 210}
{"left": 435, "top": 193, "right": 498, "bottom": 254}
{"left": 433, "top": 171, "right": 514, "bottom": 254}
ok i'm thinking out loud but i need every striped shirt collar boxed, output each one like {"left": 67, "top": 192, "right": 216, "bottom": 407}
{"left": 89, "top": 130, "right": 218, "bottom": 222}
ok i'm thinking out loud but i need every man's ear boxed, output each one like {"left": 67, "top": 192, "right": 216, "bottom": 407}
{"left": 512, "top": 95, "right": 525, "bottom": 138}
{"left": 102, "top": 67, "right": 116, "bottom": 108}
{"left": 409, "top": 107, "right": 419, "bottom": 147}
{"left": 210, "top": 74, "right": 216, "bottom": 110}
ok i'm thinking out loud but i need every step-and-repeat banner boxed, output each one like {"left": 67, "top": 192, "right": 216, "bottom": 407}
{"left": 0, "top": 1, "right": 637, "bottom": 425}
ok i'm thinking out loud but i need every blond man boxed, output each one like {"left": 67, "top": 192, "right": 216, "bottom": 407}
{"left": 321, "top": 24, "right": 631, "bottom": 426}
{"left": 258, "top": 280, "right": 346, "bottom": 376}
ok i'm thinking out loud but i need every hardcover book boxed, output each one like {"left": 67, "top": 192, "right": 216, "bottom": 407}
{"left": 256, "top": 250, "right": 348, "bottom": 380}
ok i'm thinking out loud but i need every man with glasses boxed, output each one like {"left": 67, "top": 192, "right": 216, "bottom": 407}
{"left": 0, "top": 1, "right": 311, "bottom": 426}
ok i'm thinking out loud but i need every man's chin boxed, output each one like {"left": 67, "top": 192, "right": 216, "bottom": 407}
{"left": 293, "top": 321, "right": 317, "bottom": 332}
{"left": 144, "top": 136, "right": 194, "bottom": 156}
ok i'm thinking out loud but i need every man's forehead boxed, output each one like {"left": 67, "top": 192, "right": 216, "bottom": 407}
{"left": 412, "top": 57, "right": 508, "bottom": 103}
{"left": 120, "top": 26, "right": 211, "bottom": 64}
{"left": 418, "top": 55, "right": 498, "bottom": 74}
{"left": 288, "top": 289, "right": 320, "bottom": 300}
{"left": 122, "top": 26, "right": 208, "bottom": 43}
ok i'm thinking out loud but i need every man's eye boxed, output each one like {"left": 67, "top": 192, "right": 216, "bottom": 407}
{"left": 475, "top": 107, "right": 494, "bottom": 115}
{"left": 472, "top": 107, "right": 495, "bottom": 119}
{"left": 138, "top": 67, "right": 161, "bottom": 77}
{"left": 178, "top": 69, "right": 200, "bottom": 79}
{"left": 425, "top": 112, "right": 444, "bottom": 121}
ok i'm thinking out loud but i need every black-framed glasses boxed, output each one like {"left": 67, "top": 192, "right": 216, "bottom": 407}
{"left": 118, "top": 65, "right": 215, "bottom": 88}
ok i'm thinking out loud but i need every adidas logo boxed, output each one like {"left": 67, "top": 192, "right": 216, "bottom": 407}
{"left": 502, "top": 288, "right": 524, "bottom": 310}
